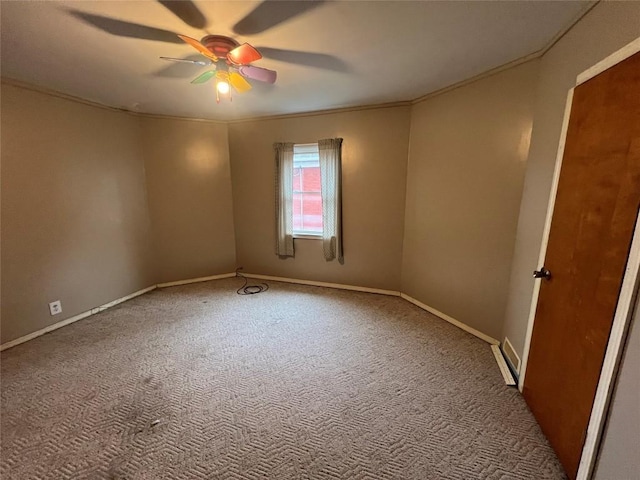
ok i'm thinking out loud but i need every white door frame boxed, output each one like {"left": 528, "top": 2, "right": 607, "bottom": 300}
{"left": 517, "top": 36, "right": 640, "bottom": 480}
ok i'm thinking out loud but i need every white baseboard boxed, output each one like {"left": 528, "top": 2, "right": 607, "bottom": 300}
{"left": 1, "top": 272, "right": 235, "bottom": 352}
{"left": 491, "top": 344, "right": 517, "bottom": 385}
{"left": 1, "top": 273, "right": 499, "bottom": 353}
{"left": 400, "top": 293, "right": 500, "bottom": 345}
{"left": 244, "top": 274, "right": 498, "bottom": 345}
{"left": 157, "top": 273, "right": 236, "bottom": 288}
{"left": 241, "top": 273, "right": 402, "bottom": 297}
{"left": 0, "top": 285, "right": 157, "bottom": 352}
{"left": 87, "top": 285, "right": 157, "bottom": 314}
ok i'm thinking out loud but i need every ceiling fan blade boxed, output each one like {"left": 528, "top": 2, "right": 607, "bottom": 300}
{"left": 191, "top": 70, "right": 217, "bottom": 84}
{"left": 153, "top": 57, "right": 210, "bottom": 78}
{"left": 160, "top": 56, "right": 211, "bottom": 66}
{"left": 229, "top": 72, "right": 252, "bottom": 93}
{"left": 178, "top": 35, "right": 218, "bottom": 62}
{"left": 228, "top": 43, "right": 262, "bottom": 65}
{"left": 67, "top": 10, "right": 181, "bottom": 43}
{"left": 257, "top": 47, "right": 349, "bottom": 72}
{"left": 158, "top": 0, "right": 207, "bottom": 29}
{"left": 233, "top": 1, "right": 324, "bottom": 35}
{"left": 238, "top": 65, "right": 277, "bottom": 84}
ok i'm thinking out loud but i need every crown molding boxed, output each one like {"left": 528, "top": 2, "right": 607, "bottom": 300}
{"left": 130, "top": 110, "right": 227, "bottom": 125}
{"left": 539, "top": 0, "right": 599, "bottom": 57}
{"left": 226, "top": 100, "right": 412, "bottom": 124}
{"left": 2, "top": 77, "right": 129, "bottom": 114}
{"left": 410, "top": 53, "right": 541, "bottom": 106}
{"left": 1, "top": 1, "right": 598, "bottom": 125}
{"left": 0, "top": 77, "right": 227, "bottom": 125}
{"left": 411, "top": 0, "right": 598, "bottom": 106}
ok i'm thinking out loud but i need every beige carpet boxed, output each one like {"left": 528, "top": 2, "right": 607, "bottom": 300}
{"left": 1, "top": 278, "right": 565, "bottom": 479}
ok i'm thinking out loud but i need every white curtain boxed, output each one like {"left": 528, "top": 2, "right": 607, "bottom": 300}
{"left": 318, "top": 138, "right": 344, "bottom": 262}
{"left": 274, "top": 142, "right": 295, "bottom": 257}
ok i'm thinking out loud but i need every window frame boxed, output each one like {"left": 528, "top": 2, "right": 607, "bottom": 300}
{"left": 292, "top": 143, "right": 323, "bottom": 239}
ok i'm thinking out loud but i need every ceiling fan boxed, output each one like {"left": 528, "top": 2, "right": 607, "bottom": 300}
{"left": 160, "top": 34, "right": 277, "bottom": 103}
{"left": 68, "top": 1, "right": 347, "bottom": 103}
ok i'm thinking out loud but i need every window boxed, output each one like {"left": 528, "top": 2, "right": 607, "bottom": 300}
{"left": 293, "top": 143, "right": 322, "bottom": 236}
{"left": 275, "top": 138, "right": 342, "bottom": 261}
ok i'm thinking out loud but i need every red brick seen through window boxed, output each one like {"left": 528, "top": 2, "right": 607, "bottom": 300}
{"left": 293, "top": 166, "right": 322, "bottom": 233}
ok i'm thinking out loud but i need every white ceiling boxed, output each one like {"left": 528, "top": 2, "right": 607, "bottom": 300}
{"left": 1, "top": 1, "right": 591, "bottom": 121}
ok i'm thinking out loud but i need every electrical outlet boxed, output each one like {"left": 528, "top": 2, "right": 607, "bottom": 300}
{"left": 49, "top": 300, "right": 62, "bottom": 316}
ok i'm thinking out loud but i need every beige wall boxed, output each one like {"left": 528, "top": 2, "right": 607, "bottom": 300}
{"left": 141, "top": 118, "right": 236, "bottom": 283}
{"left": 1, "top": 83, "right": 155, "bottom": 343}
{"left": 228, "top": 106, "right": 411, "bottom": 291}
{"left": 501, "top": 1, "right": 640, "bottom": 357}
{"left": 594, "top": 295, "right": 640, "bottom": 479}
{"left": 401, "top": 60, "right": 539, "bottom": 340}
{"left": 1, "top": 86, "right": 237, "bottom": 344}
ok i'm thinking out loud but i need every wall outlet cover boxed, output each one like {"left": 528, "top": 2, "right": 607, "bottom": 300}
{"left": 49, "top": 300, "right": 62, "bottom": 316}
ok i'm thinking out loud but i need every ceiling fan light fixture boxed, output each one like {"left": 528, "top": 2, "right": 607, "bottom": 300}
{"left": 171, "top": 33, "right": 273, "bottom": 104}
{"left": 214, "top": 71, "right": 232, "bottom": 103}
{"left": 217, "top": 80, "right": 230, "bottom": 95}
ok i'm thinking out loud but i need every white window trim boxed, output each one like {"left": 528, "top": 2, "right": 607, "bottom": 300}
{"left": 293, "top": 232, "right": 322, "bottom": 239}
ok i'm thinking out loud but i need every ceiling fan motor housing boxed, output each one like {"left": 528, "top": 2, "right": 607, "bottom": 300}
{"left": 201, "top": 35, "right": 240, "bottom": 62}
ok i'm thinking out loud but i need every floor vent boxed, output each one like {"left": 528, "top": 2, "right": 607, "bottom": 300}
{"left": 491, "top": 345, "right": 516, "bottom": 385}
{"left": 502, "top": 337, "right": 521, "bottom": 375}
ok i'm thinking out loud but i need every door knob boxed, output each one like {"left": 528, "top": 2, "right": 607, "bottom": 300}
{"left": 533, "top": 267, "right": 551, "bottom": 280}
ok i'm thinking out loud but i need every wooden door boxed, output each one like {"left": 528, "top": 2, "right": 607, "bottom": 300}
{"left": 523, "top": 52, "right": 640, "bottom": 479}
